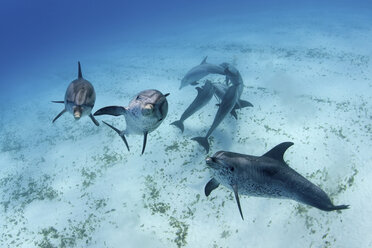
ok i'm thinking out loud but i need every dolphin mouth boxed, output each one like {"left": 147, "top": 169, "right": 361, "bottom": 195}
{"left": 74, "top": 111, "right": 81, "bottom": 120}
{"left": 205, "top": 156, "right": 218, "bottom": 169}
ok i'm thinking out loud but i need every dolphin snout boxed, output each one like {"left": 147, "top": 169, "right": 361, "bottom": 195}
{"left": 73, "top": 109, "right": 82, "bottom": 120}
{"left": 206, "top": 157, "right": 218, "bottom": 168}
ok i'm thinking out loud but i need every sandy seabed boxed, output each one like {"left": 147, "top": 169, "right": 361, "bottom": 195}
{"left": 0, "top": 12, "right": 371, "bottom": 248}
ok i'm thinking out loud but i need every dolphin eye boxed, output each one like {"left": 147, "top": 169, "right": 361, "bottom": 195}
{"left": 230, "top": 167, "right": 234, "bottom": 172}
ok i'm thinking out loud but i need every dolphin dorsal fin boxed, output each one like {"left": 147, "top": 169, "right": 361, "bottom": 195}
{"left": 262, "top": 142, "right": 294, "bottom": 162}
{"left": 200, "top": 56, "right": 208, "bottom": 64}
{"left": 78, "top": 61, "right": 83, "bottom": 78}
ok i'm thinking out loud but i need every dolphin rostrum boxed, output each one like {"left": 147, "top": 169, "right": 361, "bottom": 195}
{"left": 205, "top": 142, "right": 349, "bottom": 220}
{"left": 94, "top": 89, "right": 169, "bottom": 154}
{"left": 179, "top": 56, "right": 226, "bottom": 89}
{"left": 52, "top": 61, "right": 99, "bottom": 126}
{"left": 171, "top": 80, "right": 215, "bottom": 132}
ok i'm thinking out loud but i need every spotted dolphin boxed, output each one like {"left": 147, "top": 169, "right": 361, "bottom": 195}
{"left": 52, "top": 62, "right": 99, "bottom": 126}
{"left": 94, "top": 89, "right": 169, "bottom": 154}
{"left": 204, "top": 142, "right": 349, "bottom": 220}
{"left": 180, "top": 56, "right": 225, "bottom": 89}
{"left": 171, "top": 80, "right": 215, "bottom": 132}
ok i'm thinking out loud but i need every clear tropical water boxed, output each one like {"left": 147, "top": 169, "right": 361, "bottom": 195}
{"left": 0, "top": 1, "right": 371, "bottom": 247}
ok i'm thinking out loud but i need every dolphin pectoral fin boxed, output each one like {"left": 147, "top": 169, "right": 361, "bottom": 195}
{"left": 89, "top": 114, "right": 100, "bottom": 126}
{"left": 164, "top": 93, "right": 170, "bottom": 97}
{"left": 52, "top": 109, "right": 67, "bottom": 123}
{"left": 230, "top": 109, "right": 237, "bottom": 120}
{"left": 51, "top": 101, "right": 64, "bottom": 103}
{"left": 190, "top": 81, "right": 199, "bottom": 86}
{"left": 141, "top": 131, "right": 148, "bottom": 155}
{"left": 262, "top": 142, "right": 294, "bottom": 163}
{"left": 94, "top": 106, "right": 126, "bottom": 116}
{"left": 201, "top": 56, "right": 208, "bottom": 64}
{"left": 205, "top": 178, "right": 220, "bottom": 197}
{"left": 191, "top": 136, "right": 210, "bottom": 153}
{"left": 327, "top": 204, "right": 350, "bottom": 211}
{"left": 232, "top": 184, "right": 244, "bottom": 220}
{"left": 102, "top": 121, "right": 130, "bottom": 151}
{"left": 237, "top": 100, "right": 254, "bottom": 108}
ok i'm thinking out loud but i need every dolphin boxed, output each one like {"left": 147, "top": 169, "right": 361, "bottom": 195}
{"left": 179, "top": 56, "right": 226, "bottom": 89}
{"left": 52, "top": 61, "right": 99, "bottom": 126}
{"left": 213, "top": 83, "right": 253, "bottom": 119}
{"left": 171, "top": 80, "right": 215, "bottom": 133}
{"left": 191, "top": 83, "right": 240, "bottom": 153}
{"left": 94, "top": 89, "right": 169, "bottom": 154}
{"left": 204, "top": 142, "right": 349, "bottom": 220}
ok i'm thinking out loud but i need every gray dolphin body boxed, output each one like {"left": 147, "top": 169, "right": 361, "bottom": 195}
{"left": 213, "top": 83, "right": 253, "bottom": 119}
{"left": 191, "top": 65, "right": 247, "bottom": 153}
{"left": 52, "top": 62, "right": 99, "bottom": 126}
{"left": 191, "top": 83, "right": 240, "bottom": 153}
{"left": 180, "top": 56, "right": 225, "bottom": 89}
{"left": 171, "top": 80, "right": 215, "bottom": 132}
{"left": 94, "top": 89, "right": 169, "bottom": 154}
{"left": 205, "top": 142, "right": 349, "bottom": 220}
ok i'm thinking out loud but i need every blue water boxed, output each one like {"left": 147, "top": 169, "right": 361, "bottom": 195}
{"left": 0, "top": 1, "right": 371, "bottom": 247}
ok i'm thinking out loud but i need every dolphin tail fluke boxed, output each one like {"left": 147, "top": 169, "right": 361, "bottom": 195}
{"left": 102, "top": 121, "right": 130, "bottom": 151}
{"left": 78, "top": 61, "right": 82, "bottom": 78}
{"left": 52, "top": 109, "right": 67, "bottom": 123}
{"left": 94, "top": 106, "right": 126, "bottom": 116}
{"left": 191, "top": 136, "right": 210, "bottom": 153}
{"left": 89, "top": 114, "right": 100, "bottom": 126}
{"left": 327, "top": 204, "right": 350, "bottom": 211}
{"left": 170, "top": 120, "right": 184, "bottom": 133}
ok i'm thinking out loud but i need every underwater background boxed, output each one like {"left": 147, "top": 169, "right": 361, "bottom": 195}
{"left": 0, "top": 0, "right": 371, "bottom": 247}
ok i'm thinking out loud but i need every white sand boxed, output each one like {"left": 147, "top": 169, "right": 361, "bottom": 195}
{"left": 0, "top": 11, "right": 371, "bottom": 248}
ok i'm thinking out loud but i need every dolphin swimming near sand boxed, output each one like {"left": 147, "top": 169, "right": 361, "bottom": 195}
{"left": 179, "top": 56, "right": 225, "bottom": 89}
{"left": 213, "top": 83, "right": 253, "bottom": 119}
{"left": 191, "top": 83, "right": 240, "bottom": 153}
{"left": 52, "top": 61, "right": 99, "bottom": 126}
{"left": 204, "top": 142, "right": 349, "bottom": 220}
{"left": 94, "top": 89, "right": 169, "bottom": 154}
{"left": 171, "top": 80, "right": 215, "bottom": 132}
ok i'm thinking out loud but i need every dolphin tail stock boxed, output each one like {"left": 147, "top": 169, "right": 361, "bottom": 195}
{"left": 191, "top": 136, "right": 210, "bottom": 153}
{"left": 94, "top": 106, "right": 126, "bottom": 116}
{"left": 89, "top": 114, "right": 100, "bottom": 126}
{"left": 170, "top": 120, "right": 184, "bottom": 133}
{"left": 52, "top": 109, "right": 66, "bottom": 123}
{"left": 102, "top": 121, "right": 130, "bottom": 151}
